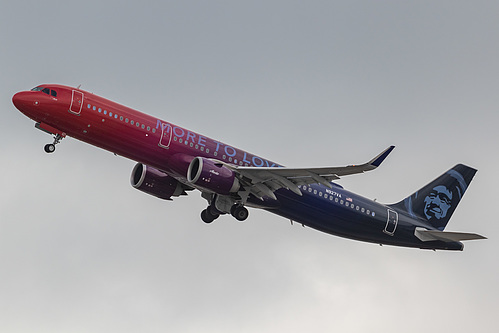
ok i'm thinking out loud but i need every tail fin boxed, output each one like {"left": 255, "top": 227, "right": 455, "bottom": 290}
{"left": 389, "top": 164, "right": 477, "bottom": 230}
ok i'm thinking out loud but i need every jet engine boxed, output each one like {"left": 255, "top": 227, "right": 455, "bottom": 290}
{"left": 187, "top": 157, "right": 240, "bottom": 195}
{"left": 131, "top": 163, "right": 184, "bottom": 200}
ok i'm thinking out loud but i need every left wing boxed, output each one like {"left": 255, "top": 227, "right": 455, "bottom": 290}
{"left": 228, "top": 146, "right": 395, "bottom": 200}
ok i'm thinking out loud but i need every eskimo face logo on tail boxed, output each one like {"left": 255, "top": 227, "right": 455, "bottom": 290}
{"left": 418, "top": 169, "right": 468, "bottom": 229}
{"left": 423, "top": 185, "right": 453, "bottom": 220}
{"left": 392, "top": 164, "right": 476, "bottom": 231}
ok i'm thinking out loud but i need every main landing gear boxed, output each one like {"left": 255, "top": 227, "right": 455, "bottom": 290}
{"left": 200, "top": 203, "right": 249, "bottom": 223}
{"left": 231, "top": 205, "right": 249, "bottom": 221}
{"left": 201, "top": 206, "right": 220, "bottom": 224}
{"left": 200, "top": 193, "right": 250, "bottom": 224}
{"left": 44, "top": 133, "right": 64, "bottom": 153}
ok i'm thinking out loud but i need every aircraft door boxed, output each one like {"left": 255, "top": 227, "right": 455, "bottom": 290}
{"left": 158, "top": 123, "right": 172, "bottom": 149}
{"left": 69, "top": 90, "right": 84, "bottom": 115}
{"left": 384, "top": 209, "right": 398, "bottom": 235}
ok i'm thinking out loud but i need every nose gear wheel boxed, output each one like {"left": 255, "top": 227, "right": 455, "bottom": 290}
{"left": 44, "top": 134, "right": 64, "bottom": 153}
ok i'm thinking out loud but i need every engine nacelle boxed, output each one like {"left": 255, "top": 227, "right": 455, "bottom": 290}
{"left": 187, "top": 157, "right": 240, "bottom": 195}
{"left": 131, "top": 163, "right": 184, "bottom": 200}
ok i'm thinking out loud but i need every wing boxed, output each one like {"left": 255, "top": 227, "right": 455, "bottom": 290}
{"left": 228, "top": 146, "right": 395, "bottom": 200}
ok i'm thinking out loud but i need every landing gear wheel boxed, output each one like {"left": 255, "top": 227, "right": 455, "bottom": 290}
{"left": 231, "top": 205, "right": 249, "bottom": 221}
{"left": 44, "top": 143, "right": 56, "bottom": 153}
{"left": 201, "top": 209, "right": 219, "bottom": 224}
{"left": 43, "top": 133, "right": 64, "bottom": 153}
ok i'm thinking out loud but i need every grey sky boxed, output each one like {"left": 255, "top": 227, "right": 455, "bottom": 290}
{"left": 1, "top": 1, "right": 497, "bottom": 332}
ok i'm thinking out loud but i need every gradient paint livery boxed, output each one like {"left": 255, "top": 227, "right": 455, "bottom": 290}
{"left": 12, "top": 84, "right": 485, "bottom": 250}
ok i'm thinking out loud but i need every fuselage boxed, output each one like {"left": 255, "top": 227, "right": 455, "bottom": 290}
{"left": 12, "top": 84, "right": 464, "bottom": 250}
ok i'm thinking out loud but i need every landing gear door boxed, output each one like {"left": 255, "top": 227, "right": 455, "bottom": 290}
{"left": 158, "top": 123, "right": 172, "bottom": 149}
{"left": 69, "top": 90, "right": 84, "bottom": 115}
{"left": 384, "top": 209, "right": 398, "bottom": 235}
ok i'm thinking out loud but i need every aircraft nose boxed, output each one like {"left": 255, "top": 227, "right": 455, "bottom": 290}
{"left": 12, "top": 92, "right": 23, "bottom": 110}
{"left": 12, "top": 91, "right": 38, "bottom": 111}
{"left": 13, "top": 92, "right": 27, "bottom": 110}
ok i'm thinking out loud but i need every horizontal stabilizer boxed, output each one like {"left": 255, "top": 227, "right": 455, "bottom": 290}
{"left": 415, "top": 227, "right": 486, "bottom": 242}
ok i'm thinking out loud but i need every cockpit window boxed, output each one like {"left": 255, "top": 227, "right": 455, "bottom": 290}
{"left": 30, "top": 86, "right": 56, "bottom": 97}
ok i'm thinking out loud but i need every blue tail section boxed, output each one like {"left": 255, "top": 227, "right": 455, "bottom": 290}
{"left": 389, "top": 164, "right": 477, "bottom": 230}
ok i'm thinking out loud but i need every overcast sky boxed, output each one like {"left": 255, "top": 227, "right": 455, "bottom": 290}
{"left": 1, "top": 1, "right": 497, "bottom": 332}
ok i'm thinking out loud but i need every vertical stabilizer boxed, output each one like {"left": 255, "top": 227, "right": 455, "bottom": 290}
{"left": 389, "top": 164, "right": 477, "bottom": 230}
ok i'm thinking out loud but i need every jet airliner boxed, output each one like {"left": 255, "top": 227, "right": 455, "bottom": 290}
{"left": 12, "top": 84, "right": 486, "bottom": 250}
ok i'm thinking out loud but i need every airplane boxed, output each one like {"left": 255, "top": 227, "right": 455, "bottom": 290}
{"left": 12, "top": 84, "right": 486, "bottom": 251}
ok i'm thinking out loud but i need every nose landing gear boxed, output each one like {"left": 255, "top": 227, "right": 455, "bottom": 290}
{"left": 44, "top": 133, "right": 64, "bottom": 153}
{"left": 44, "top": 144, "right": 56, "bottom": 153}
{"left": 35, "top": 122, "right": 66, "bottom": 154}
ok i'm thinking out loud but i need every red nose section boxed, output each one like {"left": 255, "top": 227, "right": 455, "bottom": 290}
{"left": 12, "top": 92, "right": 25, "bottom": 110}
{"left": 12, "top": 91, "right": 39, "bottom": 111}
{"left": 12, "top": 91, "right": 44, "bottom": 121}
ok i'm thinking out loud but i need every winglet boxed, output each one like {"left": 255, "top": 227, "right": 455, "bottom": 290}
{"left": 369, "top": 145, "right": 395, "bottom": 168}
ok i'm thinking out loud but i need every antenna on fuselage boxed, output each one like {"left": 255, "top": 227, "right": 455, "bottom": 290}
{"left": 77, "top": 84, "right": 81, "bottom": 89}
